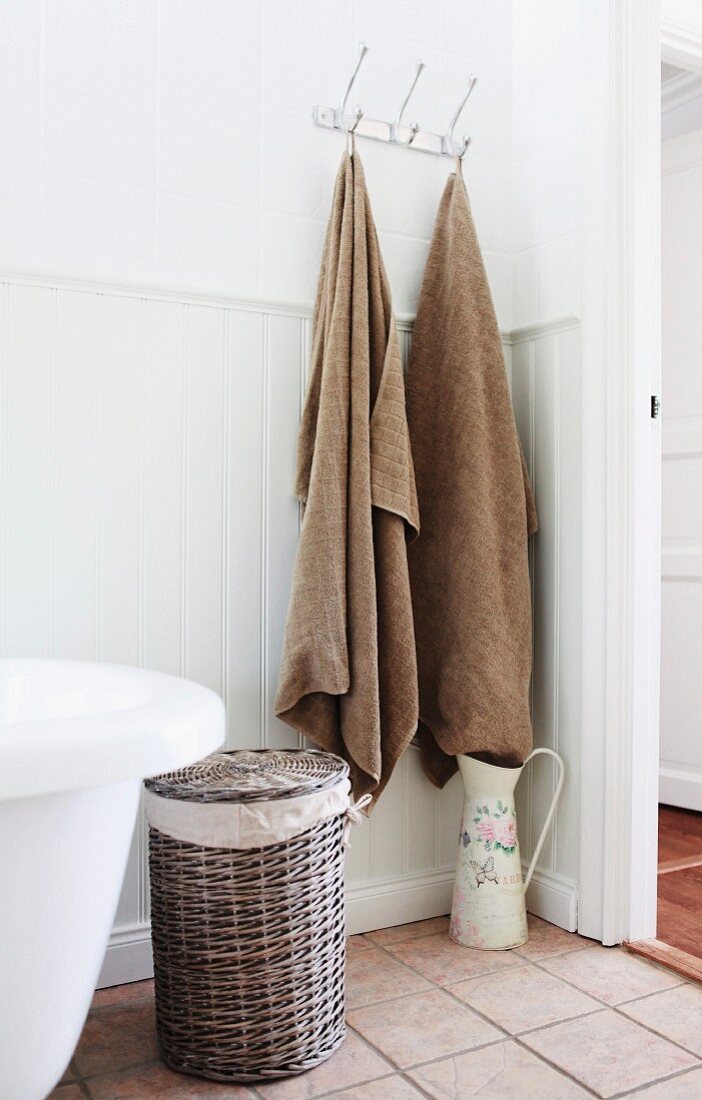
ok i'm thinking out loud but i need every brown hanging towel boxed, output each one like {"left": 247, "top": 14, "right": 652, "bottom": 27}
{"left": 275, "top": 149, "right": 420, "bottom": 807}
{"left": 406, "top": 161, "right": 538, "bottom": 789}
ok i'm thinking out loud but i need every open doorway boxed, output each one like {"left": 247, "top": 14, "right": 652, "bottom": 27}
{"left": 630, "top": 61, "right": 702, "bottom": 980}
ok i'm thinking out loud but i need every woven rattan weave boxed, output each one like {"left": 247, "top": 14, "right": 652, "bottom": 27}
{"left": 146, "top": 749, "right": 349, "bottom": 1082}
{"left": 146, "top": 747, "right": 347, "bottom": 803}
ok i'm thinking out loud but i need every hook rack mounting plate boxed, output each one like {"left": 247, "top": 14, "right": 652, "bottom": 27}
{"left": 312, "top": 105, "right": 468, "bottom": 159}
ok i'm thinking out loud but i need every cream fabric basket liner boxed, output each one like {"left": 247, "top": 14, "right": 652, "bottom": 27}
{"left": 145, "top": 777, "right": 364, "bottom": 850}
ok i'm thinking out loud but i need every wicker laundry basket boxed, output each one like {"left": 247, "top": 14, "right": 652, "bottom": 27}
{"left": 145, "top": 748, "right": 351, "bottom": 1083}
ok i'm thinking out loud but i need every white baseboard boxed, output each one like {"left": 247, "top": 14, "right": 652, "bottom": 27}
{"left": 98, "top": 866, "right": 579, "bottom": 987}
{"left": 660, "top": 764, "right": 702, "bottom": 812}
{"left": 97, "top": 922, "right": 153, "bottom": 988}
{"left": 345, "top": 870, "right": 454, "bottom": 936}
{"left": 524, "top": 865, "right": 579, "bottom": 932}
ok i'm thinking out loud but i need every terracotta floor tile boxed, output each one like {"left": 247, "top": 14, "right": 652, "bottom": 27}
{"left": 59, "top": 1061, "right": 76, "bottom": 1084}
{"left": 365, "top": 917, "right": 450, "bottom": 946}
{"left": 89, "top": 1060, "right": 252, "bottom": 1097}
{"left": 540, "top": 944, "right": 684, "bottom": 1006}
{"left": 449, "top": 963, "right": 600, "bottom": 1034}
{"left": 384, "top": 932, "right": 518, "bottom": 986}
{"left": 254, "top": 1031, "right": 391, "bottom": 1099}
{"left": 346, "top": 945, "right": 431, "bottom": 1008}
{"left": 347, "top": 989, "right": 502, "bottom": 1069}
{"left": 408, "top": 1039, "right": 589, "bottom": 1098}
{"left": 513, "top": 915, "right": 592, "bottom": 961}
{"left": 620, "top": 983, "right": 702, "bottom": 1056}
{"left": 627, "top": 1067, "right": 702, "bottom": 1097}
{"left": 47, "top": 1086, "right": 85, "bottom": 1099}
{"left": 91, "top": 979, "right": 154, "bottom": 1010}
{"left": 333, "top": 1077, "right": 423, "bottom": 1099}
{"left": 522, "top": 1009, "right": 698, "bottom": 1098}
{"left": 73, "top": 1001, "right": 160, "bottom": 1078}
{"left": 346, "top": 935, "right": 374, "bottom": 958}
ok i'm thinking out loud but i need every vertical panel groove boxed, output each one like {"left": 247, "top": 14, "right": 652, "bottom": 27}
{"left": 0, "top": 283, "right": 8, "bottom": 656}
{"left": 48, "top": 288, "right": 58, "bottom": 656}
{"left": 296, "top": 316, "right": 308, "bottom": 749}
{"left": 221, "top": 309, "right": 231, "bottom": 740}
{"left": 552, "top": 334, "right": 562, "bottom": 872}
{"left": 180, "top": 304, "right": 190, "bottom": 677}
{"left": 527, "top": 340, "right": 536, "bottom": 860}
{"left": 94, "top": 295, "right": 103, "bottom": 660}
{"left": 138, "top": 298, "right": 147, "bottom": 668}
{"left": 260, "top": 313, "right": 270, "bottom": 748}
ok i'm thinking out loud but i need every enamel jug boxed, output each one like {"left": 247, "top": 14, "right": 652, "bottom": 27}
{"left": 450, "top": 748, "right": 565, "bottom": 951}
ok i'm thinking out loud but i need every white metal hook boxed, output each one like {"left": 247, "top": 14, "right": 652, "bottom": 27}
{"left": 337, "top": 42, "right": 368, "bottom": 129}
{"left": 348, "top": 105, "right": 364, "bottom": 133}
{"left": 443, "top": 75, "right": 477, "bottom": 155}
{"left": 392, "top": 59, "right": 425, "bottom": 146}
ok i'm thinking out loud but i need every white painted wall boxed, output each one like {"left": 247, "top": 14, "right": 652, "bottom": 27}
{"left": 0, "top": 0, "right": 585, "bottom": 981}
{"left": 660, "top": 128, "right": 702, "bottom": 811}
{"left": 0, "top": 0, "right": 514, "bottom": 326}
{"left": 662, "top": 81, "right": 702, "bottom": 141}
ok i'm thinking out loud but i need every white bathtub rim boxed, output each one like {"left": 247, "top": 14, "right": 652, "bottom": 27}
{"left": 0, "top": 659, "right": 225, "bottom": 801}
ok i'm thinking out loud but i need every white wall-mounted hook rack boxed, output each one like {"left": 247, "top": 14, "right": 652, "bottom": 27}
{"left": 313, "top": 44, "right": 477, "bottom": 160}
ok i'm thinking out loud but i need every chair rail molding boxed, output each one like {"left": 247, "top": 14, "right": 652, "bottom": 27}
{"left": 662, "top": 0, "right": 702, "bottom": 73}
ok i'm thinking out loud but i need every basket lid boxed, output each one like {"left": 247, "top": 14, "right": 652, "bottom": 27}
{"left": 144, "top": 748, "right": 349, "bottom": 804}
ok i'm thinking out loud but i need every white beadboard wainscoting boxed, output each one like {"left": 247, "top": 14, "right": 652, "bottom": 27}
{"left": 0, "top": 274, "right": 581, "bottom": 985}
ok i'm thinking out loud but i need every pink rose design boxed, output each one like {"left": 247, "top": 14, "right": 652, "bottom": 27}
{"left": 476, "top": 819, "right": 496, "bottom": 843}
{"left": 496, "top": 818, "right": 517, "bottom": 849}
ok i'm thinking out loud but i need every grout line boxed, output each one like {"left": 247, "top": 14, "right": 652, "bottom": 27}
{"left": 523, "top": 955, "right": 700, "bottom": 1065}
{"left": 78, "top": 931, "right": 701, "bottom": 1099}
{"left": 360, "top": 937, "right": 691, "bottom": 1096}
{"left": 347, "top": 1018, "right": 507, "bottom": 1084}
{"left": 608, "top": 1063, "right": 702, "bottom": 1099}
{"left": 614, "top": 980, "right": 688, "bottom": 1007}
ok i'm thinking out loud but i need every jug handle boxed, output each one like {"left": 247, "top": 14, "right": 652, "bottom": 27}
{"left": 522, "top": 747, "right": 565, "bottom": 890}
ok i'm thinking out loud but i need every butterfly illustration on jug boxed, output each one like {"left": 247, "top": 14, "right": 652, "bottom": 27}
{"left": 470, "top": 856, "right": 499, "bottom": 886}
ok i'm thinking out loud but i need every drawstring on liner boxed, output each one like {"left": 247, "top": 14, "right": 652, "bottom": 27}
{"left": 342, "top": 792, "right": 372, "bottom": 846}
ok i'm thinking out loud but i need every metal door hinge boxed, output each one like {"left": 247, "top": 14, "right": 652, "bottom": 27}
{"left": 651, "top": 394, "right": 660, "bottom": 419}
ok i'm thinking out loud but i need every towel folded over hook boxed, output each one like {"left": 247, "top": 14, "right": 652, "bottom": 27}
{"left": 275, "top": 151, "right": 419, "bottom": 808}
{"left": 406, "top": 163, "right": 538, "bottom": 788}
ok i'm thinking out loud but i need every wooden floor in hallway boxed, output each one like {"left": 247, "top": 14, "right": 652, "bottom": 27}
{"left": 658, "top": 805, "right": 702, "bottom": 963}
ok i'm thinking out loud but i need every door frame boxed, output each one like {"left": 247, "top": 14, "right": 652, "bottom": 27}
{"left": 578, "top": 0, "right": 662, "bottom": 945}
{"left": 581, "top": 0, "right": 702, "bottom": 945}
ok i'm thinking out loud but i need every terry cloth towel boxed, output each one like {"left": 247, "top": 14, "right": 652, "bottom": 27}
{"left": 275, "top": 150, "right": 420, "bottom": 807}
{"left": 406, "top": 163, "right": 538, "bottom": 789}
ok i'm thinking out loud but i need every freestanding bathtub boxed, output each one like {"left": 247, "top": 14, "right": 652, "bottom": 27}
{"left": 0, "top": 659, "right": 225, "bottom": 1100}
